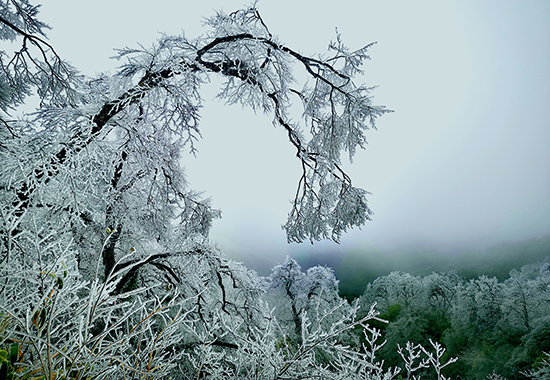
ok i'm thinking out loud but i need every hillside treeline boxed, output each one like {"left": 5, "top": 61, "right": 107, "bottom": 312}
{"left": 354, "top": 261, "right": 550, "bottom": 379}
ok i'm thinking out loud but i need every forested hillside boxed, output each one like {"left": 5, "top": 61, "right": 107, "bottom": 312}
{"left": 355, "top": 261, "right": 550, "bottom": 379}
{"left": 259, "top": 255, "right": 550, "bottom": 379}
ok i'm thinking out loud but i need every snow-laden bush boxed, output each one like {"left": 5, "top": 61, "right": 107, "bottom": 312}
{"left": 1, "top": 239, "right": 461, "bottom": 379}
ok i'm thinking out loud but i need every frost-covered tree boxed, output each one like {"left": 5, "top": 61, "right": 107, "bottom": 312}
{"left": 359, "top": 271, "right": 425, "bottom": 313}
{"left": 461, "top": 276, "right": 503, "bottom": 335}
{"left": 0, "top": 1, "right": 410, "bottom": 379}
{"left": 0, "top": 0, "right": 80, "bottom": 109}
{"left": 0, "top": 6, "right": 393, "bottom": 340}
{"left": 1, "top": 0, "right": 390, "bottom": 333}
{"left": 264, "top": 257, "right": 345, "bottom": 345}
{"left": 501, "top": 262, "right": 550, "bottom": 332}
{"left": 421, "top": 271, "right": 461, "bottom": 312}
{"left": 1, "top": 0, "right": 390, "bottom": 261}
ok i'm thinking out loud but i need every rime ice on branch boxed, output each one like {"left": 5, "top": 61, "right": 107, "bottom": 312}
{"left": 1, "top": 2, "right": 391, "bottom": 255}
{"left": 92, "top": 5, "right": 391, "bottom": 244}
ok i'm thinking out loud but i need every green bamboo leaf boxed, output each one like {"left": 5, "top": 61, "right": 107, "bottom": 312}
{"left": 0, "top": 349, "right": 7, "bottom": 363}
{"left": 9, "top": 344, "right": 17, "bottom": 365}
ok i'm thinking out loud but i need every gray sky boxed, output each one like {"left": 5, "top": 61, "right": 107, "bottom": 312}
{"left": 37, "top": 1, "right": 550, "bottom": 273}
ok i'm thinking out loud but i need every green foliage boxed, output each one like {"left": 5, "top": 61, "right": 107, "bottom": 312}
{"left": 358, "top": 263, "right": 550, "bottom": 380}
{"left": 380, "top": 309, "right": 451, "bottom": 375}
{"left": 506, "top": 319, "right": 550, "bottom": 376}
{"left": 0, "top": 343, "right": 23, "bottom": 380}
{"left": 371, "top": 303, "right": 402, "bottom": 332}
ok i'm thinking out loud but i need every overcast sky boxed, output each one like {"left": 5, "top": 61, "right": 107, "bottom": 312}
{"left": 36, "top": 1, "right": 550, "bottom": 273}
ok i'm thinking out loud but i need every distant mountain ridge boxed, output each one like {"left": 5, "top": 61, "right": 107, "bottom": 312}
{"left": 452, "top": 233, "right": 550, "bottom": 280}
{"left": 293, "top": 234, "right": 550, "bottom": 299}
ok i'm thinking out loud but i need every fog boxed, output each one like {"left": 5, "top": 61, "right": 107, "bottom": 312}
{"left": 38, "top": 1, "right": 550, "bottom": 277}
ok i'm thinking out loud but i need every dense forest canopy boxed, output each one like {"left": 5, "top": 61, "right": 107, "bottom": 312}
{"left": 0, "top": 1, "right": 549, "bottom": 379}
